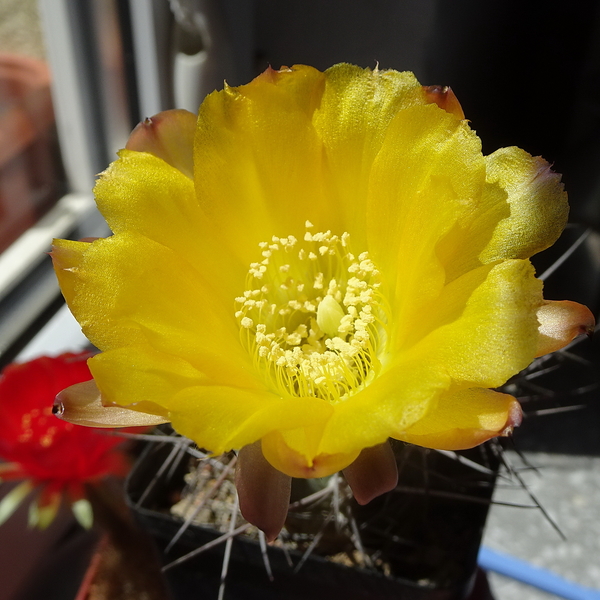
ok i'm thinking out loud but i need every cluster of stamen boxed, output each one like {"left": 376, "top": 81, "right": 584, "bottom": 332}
{"left": 235, "top": 223, "right": 388, "bottom": 402}
{"left": 18, "top": 406, "right": 63, "bottom": 447}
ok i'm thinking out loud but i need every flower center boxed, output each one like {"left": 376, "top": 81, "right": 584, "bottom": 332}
{"left": 235, "top": 223, "right": 388, "bottom": 402}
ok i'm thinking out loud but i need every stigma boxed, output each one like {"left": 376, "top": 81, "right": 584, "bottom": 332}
{"left": 235, "top": 225, "right": 388, "bottom": 402}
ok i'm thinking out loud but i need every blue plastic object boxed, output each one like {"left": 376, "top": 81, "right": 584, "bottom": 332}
{"left": 478, "top": 546, "right": 600, "bottom": 600}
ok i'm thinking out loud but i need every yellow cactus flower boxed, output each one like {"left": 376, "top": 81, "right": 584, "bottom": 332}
{"left": 52, "top": 64, "right": 594, "bottom": 539}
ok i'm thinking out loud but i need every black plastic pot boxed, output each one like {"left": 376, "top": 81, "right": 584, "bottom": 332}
{"left": 126, "top": 440, "right": 498, "bottom": 600}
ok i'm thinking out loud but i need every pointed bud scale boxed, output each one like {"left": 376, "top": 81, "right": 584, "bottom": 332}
{"left": 342, "top": 441, "right": 398, "bottom": 505}
{"left": 536, "top": 300, "right": 595, "bottom": 356}
{"left": 500, "top": 400, "right": 523, "bottom": 437}
{"left": 255, "top": 65, "right": 293, "bottom": 84}
{"left": 48, "top": 242, "right": 81, "bottom": 272}
{"left": 54, "top": 380, "right": 169, "bottom": 428}
{"left": 235, "top": 442, "right": 291, "bottom": 542}
{"left": 126, "top": 108, "right": 196, "bottom": 178}
{"left": 423, "top": 85, "right": 465, "bottom": 119}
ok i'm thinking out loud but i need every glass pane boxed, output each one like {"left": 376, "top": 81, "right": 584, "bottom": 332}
{"left": 0, "top": 0, "right": 65, "bottom": 253}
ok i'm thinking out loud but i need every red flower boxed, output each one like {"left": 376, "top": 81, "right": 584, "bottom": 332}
{"left": 0, "top": 353, "right": 130, "bottom": 528}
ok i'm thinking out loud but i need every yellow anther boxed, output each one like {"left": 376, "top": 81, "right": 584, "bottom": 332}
{"left": 235, "top": 229, "right": 387, "bottom": 402}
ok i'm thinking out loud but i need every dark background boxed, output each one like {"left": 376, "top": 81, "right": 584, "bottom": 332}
{"left": 254, "top": 0, "right": 600, "bottom": 231}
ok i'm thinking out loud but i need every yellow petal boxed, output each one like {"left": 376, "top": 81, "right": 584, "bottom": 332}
{"left": 56, "top": 234, "right": 249, "bottom": 376}
{"left": 167, "top": 386, "right": 333, "bottom": 456}
{"left": 193, "top": 65, "right": 334, "bottom": 263}
{"left": 436, "top": 181, "right": 510, "bottom": 283}
{"left": 261, "top": 430, "right": 359, "bottom": 479}
{"left": 192, "top": 64, "right": 434, "bottom": 263}
{"left": 52, "top": 237, "right": 144, "bottom": 349}
{"left": 366, "top": 102, "right": 485, "bottom": 317}
{"left": 480, "top": 147, "right": 568, "bottom": 262}
{"left": 50, "top": 239, "right": 88, "bottom": 306}
{"left": 536, "top": 300, "right": 595, "bottom": 356}
{"left": 54, "top": 379, "right": 169, "bottom": 427}
{"left": 438, "top": 148, "right": 568, "bottom": 283}
{"left": 401, "top": 262, "right": 495, "bottom": 350}
{"left": 125, "top": 109, "right": 197, "bottom": 178}
{"left": 397, "top": 387, "right": 522, "bottom": 450}
{"left": 411, "top": 260, "right": 542, "bottom": 387}
{"left": 313, "top": 64, "right": 425, "bottom": 245}
{"left": 88, "top": 344, "right": 262, "bottom": 410}
{"left": 317, "top": 358, "right": 451, "bottom": 458}
{"left": 93, "top": 150, "right": 245, "bottom": 301}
